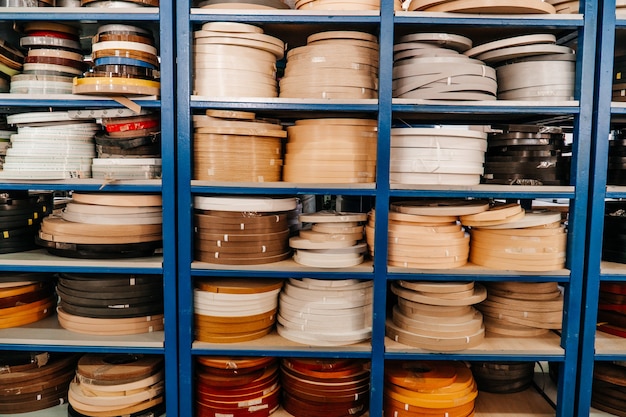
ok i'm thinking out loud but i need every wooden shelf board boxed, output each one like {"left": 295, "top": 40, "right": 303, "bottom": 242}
{"left": 386, "top": 332, "right": 563, "bottom": 356}
{"left": 475, "top": 389, "right": 555, "bottom": 416}
{"left": 0, "top": 405, "right": 164, "bottom": 417}
{"left": 0, "top": 179, "right": 161, "bottom": 186}
{"left": 395, "top": 11, "right": 583, "bottom": 20}
{"left": 193, "top": 329, "right": 371, "bottom": 353}
{"left": 600, "top": 261, "right": 626, "bottom": 276}
{"left": 0, "top": 315, "right": 164, "bottom": 348}
{"left": 0, "top": 93, "right": 158, "bottom": 101}
{"left": 388, "top": 262, "right": 570, "bottom": 277}
{"left": 595, "top": 330, "right": 626, "bottom": 355}
{"left": 192, "top": 257, "right": 374, "bottom": 273}
{"left": 393, "top": 98, "right": 579, "bottom": 107}
{"left": 191, "top": 8, "right": 378, "bottom": 16}
{"left": 0, "top": 249, "right": 162, "bottom": 270}
{"left": 391, "top": 184, "right": 574, "bottom": 193}
{"left": 191, "top": 96, "right": 377, "bottom": 105}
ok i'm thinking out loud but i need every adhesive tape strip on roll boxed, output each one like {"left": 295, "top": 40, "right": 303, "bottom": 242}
{"left": 193, "top": 196, "right": 296, "bottom": 212}
{"left": 464, "top": 34, "right": 557, "bottom": 58}
{"left": 396, "top": 33, "right": 473, "bottom": 52}
{"left": 411, "top": 0, "right": 556, "bottom": 13}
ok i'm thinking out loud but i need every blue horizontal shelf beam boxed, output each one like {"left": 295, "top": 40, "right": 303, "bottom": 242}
{"left": 390, "top": 189, "right": 576, "bottom": 199}
{"left": 191, "top": 269, "right": 374, "bottom": 279}
{"left": 0, "top": 183, "right": 162, "bottom": 192}
{"left": 384, "top": 352, "right": 566, "bottom": 361}
{"left": 394, "top": 14, "right": 583, "bottom": 27}
{"left": 0, "top": 11, "right": 159, "bottom": 20}
{"left": 610, "top": 105, "right": 626, "bottom": 113}
{"left": 0, "top": 345, "right": 165, "bottom": 354}
{"left": 0, "top": 99, "right": 160, "bottom": 108}
{"left": 600, "top": 275, "right": 626, "bottom": 281}
{"left": 615, "top": 19, "right": 626, "bottom": 26}
{"left": 190, "top": 101, "right": 378, "bottom": 112}
{"left": 191, "top": 185, "right": 377, "bottom": 196}
{"left": 388, "top": 273, "right": 571, "bottom": 282}
{"left": 393, "top": 103, "right": 580, "bottom": 115}
{"left": 192, "top": 349, "right": 372, "bottom": 358}
{"left": 190, "top": 13, "right": 380, "bottom": 23}
{"left": 0, "top": 265, "right": 162, "bottom": 274}
{"left": 594, "top": 354, "right": 626, "bottom": 361}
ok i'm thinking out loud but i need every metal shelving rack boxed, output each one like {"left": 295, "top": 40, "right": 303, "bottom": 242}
{"left": 176, "top": 2, "right": 598, "bottom": 417}
{"left": 0, "top": 5, "right": 178, "bottom": 416}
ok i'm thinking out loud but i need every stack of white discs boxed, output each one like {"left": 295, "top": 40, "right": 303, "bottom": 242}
{"left": 283, "top": 118, "right": 377, "bottom": 183}
{"left": 468, "top": 211, "right": 567, "bottom": 271}
{"left": 478, "top": 281, "right": 563, "bottom": 337}
{"left": 277, "top": 278, "right": 372, "bottom": 346}
{"left": 366, "top": 200, "right": 489, "bottom": 269}
{"left": 193, "top": 22, "right": 284, "bottom": 98}
{"left": 290, "top": 211, "right": 367, "bottom": 268}
{"left": 390, "top": 127, "right": 487, "bottom": 185}
{"left": 547, "top": 0, "right": 579, "bottom": 13}
{"left": 295, "top": 0, "right": 379, "bottom": 10}
{"left": 401, "top": 0, "right": 555, "bottom": 13}
{"left": 387, "top": 281, "right": 486, "bottom": 351}
{"left": 393, "top": 33, "right": 497, "bottom": 101}
{"left": 280, "top": 31, "right": 379, "bottom": 99}
{"left": 465, "top": 34, "right": 576, "bottom": 101}
{"left": 0, "top": 130, "right": 14, "bottom": 168}
{"left": 0, "top": 112, "right": 97, "bottom": 179}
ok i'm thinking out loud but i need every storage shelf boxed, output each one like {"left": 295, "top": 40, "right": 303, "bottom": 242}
{"left": 388, "top": 263, "right": 570, "bottom": 281}
{"left": 393, "top": 99, "right": 580, "bottom": 115}
{"left": 594, "top": 331, "right": 626, "bottom": 358}
{"left": 190, "top": 9, "right": 380, "bottom": 22}
{"left": 390, "top": 185, "right": 575, "bottom": 199}
{"left": 394, "top": 11, "right": 584, "bottom": 27}
{"left": 0, "top": 94, "right": 159, "bottom": 108}
{"left": 0, "top": 316, "right": 163, "bottom": 352}
{"left": 385, "top": 332, "right": 564, "bottom": 361}
{"left": 0, "top": 249, "right": 162, "bottom": 273}
{"left": 190, "top": 97, "right": 378, "bottom": 112}
{"left": 599, "top": 261, "right": 626, "bottom": 279}
{"left": 0, "top": 405, "right": 165, "bottom": 417}
{"left": 0, "top": 7, "right": 159, "bottom": 20}
{"left": 192, "top": 181, "right": 376, "bottom": 196}
{"left": 605, "top": 185, "right": 626, "bottom": 197}
{"left": 193, "top": 331, "right": 371, "bottom": 356}
{"left": 0, "top": 179, "right": 161, "bottom": 192}
{"left": 191, "top": 258, "right": 373, "bottom": 278}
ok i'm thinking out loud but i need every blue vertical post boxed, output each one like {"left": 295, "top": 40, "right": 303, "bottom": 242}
{"left": 371, "top": 0, "right": 394, "bottom": 415}
{"left": 577, "top": 0, "right": 615, "bottom": 415}
{"left": 176, "top": 0, "right": 196, "bottom": 415}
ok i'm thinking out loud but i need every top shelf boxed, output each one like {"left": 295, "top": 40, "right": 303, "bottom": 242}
{"left": 0, "top": 7, "right": 159, "bottom": 20}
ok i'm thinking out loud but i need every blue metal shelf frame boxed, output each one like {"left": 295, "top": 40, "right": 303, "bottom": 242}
{"left": 0, "top": 6, "right": 178, "bottom": 416}
{"left": 577, "top": 0, "right": 618, "bottom": 416}
{"left": 177, "top": 2, "right": 598, "bottom": 417}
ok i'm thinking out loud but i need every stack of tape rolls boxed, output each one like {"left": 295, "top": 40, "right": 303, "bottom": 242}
{"left": 477, "top": 281, "right": 563, "bottom": 337}
{"left": 0, "top": 40, "right": 22, "bottom": 93}
{"left": 195, "top": 0, "right": 289, "bottom": 9}
{"left": 281, "top": 358, "right": 370, "bottom": 417}
{"left": 0, "top": 353, "right": 79, "bottom": 415}
{"left": 277, "top": 278, "right": 373, "bottom": 346}
{"left": 55, "top": 273, "right": 164, "bottom": 335}
{"left": 196, "top": 356, "right": 280, "bottom": 417}
{"left": 0, "top": 0, "right": 52, "bottom": 6}
{"left": 290, "top": 211, "right": 367, "bottom": 267}
{"left": 613, "top": 55, "right": 626, "bottom": 102}
{"left": 283, "top": 118, "right": 377, "bottom": 183}
{"left": 13, "top": 22, "right": 85, "bottom": 95}
{"left": 383, "top": 360, "right": 478, "bottom": 417}
{"left": 295, "top": 0, "right": 378, "bottom": 10}
{"left": 393, "top": 33, "right": 498, "bottom": 100}
{"left": 603, "top": 201, "right": 626, "bottom": 264}
{"left": 401, "top": 0, "right": 555, "bottom": 12}
{"left": 194, "top": 278, "right": 282, "bottom": 343}
{"left": 37, "top": 192, "right": 163, "bottom": 258}
{"left": 0, "top": 111, "right": 98, "bottom": 180}
{"left": 390, "top": 127, "right": 487, "bottom": 185}
{"left": 193, "top": 196, "right": 296, "bottom": 265}
{"left": 483, "top": 124, "right": 571, "bottom": 186}
{"left": 619, "top": 1, "right": 626, "bottom": 14}
{"left": 68, "top": 354, "right": 165, "bottom": 417}
{"left": 464, "top": 34, "right": 575, "bottom": 101}
{"left": 596, "top": 282, "right": 626, "bottom": 338}
{"left": 74, "top": 24, "right": 160, "bottom": 96}
{"left": 193, "top": 109, "right": 285, "bottom": 182}
{"left": 0, "top": 273, "right": 55, "bottom": 328}
{"left": 58, "top": 0, "right": 81, "bottom": 5}
{"left": 469, "top": 361, "right": 535, "bottom": 393}
{"left": 547, "top": 0, "right": 579, "bottom": 13}
{"left": 92, "top": 112, "right": 162, "bottom": 180}
{"left": 607, "top": 129, "right": 626, "bottom": 185}
{"left": 467, "top": 210, "right": 567, "bottom": 271}
{"left": 0, "top": 191, "right": 52, "bottom": 253}
{"left": 367, "top": 200, "right": 489, "bottom": 269}
{"left": 387, "top": 281, "right": 486, "bottom": 351}
{"left": 0, "top": 130, "right": 14, "bottom": 167}
{"left": 193, "top": 22, "right": 283, "bottom": 97}
{"left": 81, "top": 0, "right": 159, "bottom": 7}
{"left": 592, "top": 361, "right": 626, "bottom": 417}
{"left": 280, "top": 31, "right": 379, "bottom": 99}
